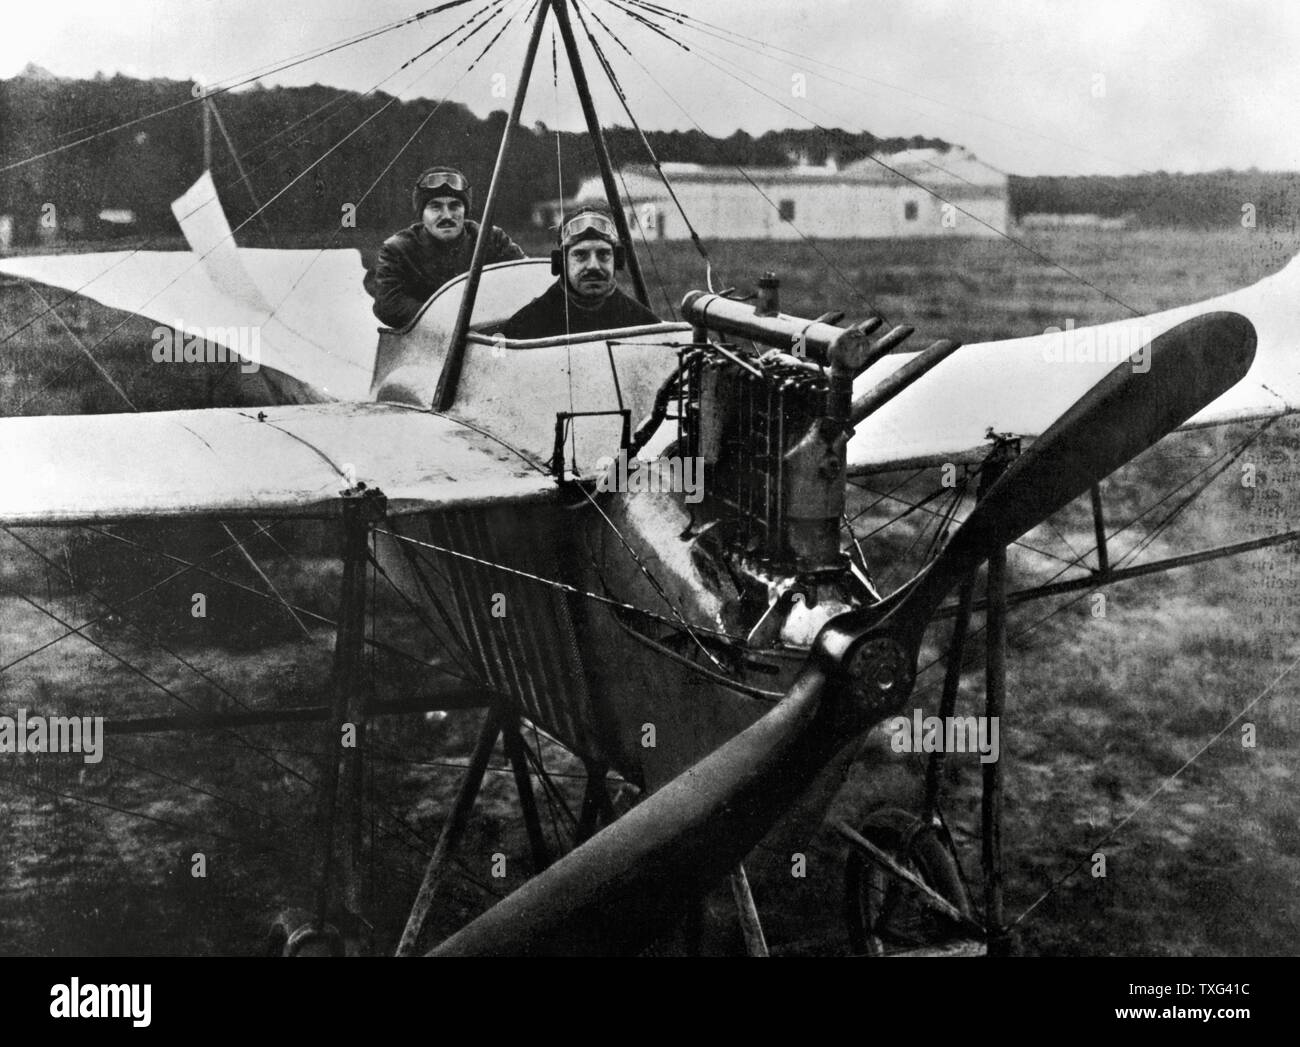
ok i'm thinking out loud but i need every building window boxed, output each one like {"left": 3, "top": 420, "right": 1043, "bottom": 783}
{"left": 778, "top": 199, "right": 795, "bottom": 222}
{"left": 904, "top": 201, "right": 919, "bottom": 221}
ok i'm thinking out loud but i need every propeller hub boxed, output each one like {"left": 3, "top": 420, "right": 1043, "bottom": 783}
{"left": 845, "top": 636, "right": 915, "bottom": 716}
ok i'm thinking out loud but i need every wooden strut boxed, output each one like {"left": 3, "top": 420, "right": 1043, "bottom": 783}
{"left": 924, "top": 570, "right": 977, "bottom": 824}
{"left": 1090, "top": 483, "right": 1110, "bottom": 576}
{"left": 934, "top": 525, "right": 1300, "bottom": 618}
{"left": 396, "top": 706, "right": 563, "bottom": 954}
{"left": 979, "top": 448, "right": 1016, "bottom": 957}
{"left": 501, "top": 712, "right": 551, "bottom": 873}
{"left": 729, "top": 864, "right": 769, "bottom": 957}
{"left": 397, "top": 708, "right": 503, "bottom": 956}
{"left": 835, "top": 821, "right": 983, "bottom": 933}
{"left": 312, "top": 497, "right": 374, "bottom": 948}
{"left": 433, "top": 0, "right": 556, "bottom": 411}
{"left": 550, "top": 0, "right": 651, "bottom": 309}
{"left": 99, "top": 691, "right": 493, "bottom": 735}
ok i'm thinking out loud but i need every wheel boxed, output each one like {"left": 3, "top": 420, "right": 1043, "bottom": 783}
{"left": 844, "top": 808, "right": 974, "bottom": 955}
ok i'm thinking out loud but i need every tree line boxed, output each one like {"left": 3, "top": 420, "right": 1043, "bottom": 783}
{"left": 1010, "top": 172, "right": 1300, "bottom": 229}
{"left": 1, "top": 73, "right": 1295, "bottom": 245}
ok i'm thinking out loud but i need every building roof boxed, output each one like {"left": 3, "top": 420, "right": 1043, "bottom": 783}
{"left": 532, "top": 147, "right": 1009, "bottom": 217}
{"left": 612, "top": 148, "right": 1006, "bottom": 189}
{"left": 841, "top": 147, "right": 1006, "bottom": 187}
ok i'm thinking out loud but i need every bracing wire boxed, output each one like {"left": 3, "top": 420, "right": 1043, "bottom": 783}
{"left": 0, "top": 1, "right": 481, "bottom": 174}
{"left": 0, "top": 0, "right": 510, "bottom": 365}
{"left": 602, "top": 0, "right": 1143, "bottom": 317}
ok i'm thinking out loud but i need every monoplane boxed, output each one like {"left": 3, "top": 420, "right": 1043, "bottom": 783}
{"left": 1, "top": 0, "right": 1297, "bottom": 957}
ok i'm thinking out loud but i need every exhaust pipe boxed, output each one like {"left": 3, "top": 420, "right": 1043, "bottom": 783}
{"left": 849, "top": 338, "right": 962, "bottom": 427}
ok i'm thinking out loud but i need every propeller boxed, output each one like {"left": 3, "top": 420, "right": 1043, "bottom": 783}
{"left": 831, "top": 310, "right": 1257, "bottom": 700}
{"left": 428, "top": 311, "right": 1254, "bottom": 957}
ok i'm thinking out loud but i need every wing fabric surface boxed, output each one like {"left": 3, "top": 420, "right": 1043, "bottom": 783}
{"left": 0, "top": 173, "right": 377, "bottom": 402}
{"left": 0, "top": 403, "right": 554, "bottom": 525}
{"left": 847, "top": 252, "right": 1300, "bottom": 474}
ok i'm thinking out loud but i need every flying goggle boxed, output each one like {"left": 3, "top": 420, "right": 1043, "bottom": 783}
{"left": 416, "top": 169, "right": 470, "bottom": 194}
{"left": 412, "top": 168, "right": 471, "bottom": 215}
{"left": 560, "top": 211, "right": 618, "bottom": 245}
{"left": 552, "top": 211, "right": 625, "bottom": 273}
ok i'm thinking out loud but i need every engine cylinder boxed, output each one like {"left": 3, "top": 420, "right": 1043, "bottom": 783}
{"left": 681, "top": 348, "right": 846, "bottom": 573}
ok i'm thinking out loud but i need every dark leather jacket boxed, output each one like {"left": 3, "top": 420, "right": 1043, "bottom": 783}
{"left": 365, "top": 219, "right": 526, "bottom": 329}
{"left": 491, "top": 279, "right": 660, "bottom": 339}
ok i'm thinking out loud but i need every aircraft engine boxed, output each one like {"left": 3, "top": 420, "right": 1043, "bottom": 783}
{"left": 681, "top": 346, "right": 848, "bottom": 574}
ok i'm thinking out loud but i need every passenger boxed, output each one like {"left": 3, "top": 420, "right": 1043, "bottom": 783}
{"left": 366, "top": 166, "right": 526, "bottom": 329}
{"left": 491, "top": 207, "right": 659, "bottom": 339}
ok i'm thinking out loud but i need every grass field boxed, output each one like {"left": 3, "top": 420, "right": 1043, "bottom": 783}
{"left": 2, "top": 225, "right": 1299, "bottom": 956}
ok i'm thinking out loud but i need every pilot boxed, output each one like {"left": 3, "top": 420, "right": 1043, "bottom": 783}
{"left": 366, "top": 166, "right": 526, "bottom": 329}
{"left": 491, "top": 207, "right": 659, "bottom": 339}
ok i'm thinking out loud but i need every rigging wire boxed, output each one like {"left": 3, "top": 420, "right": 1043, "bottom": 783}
{"left": 2, "top": 0, "right": 1292, "bottom": 949}
{"left": 848, "top": 469, "right": 926, "bottom": 522}
{"left": 603, "top": 0, "right": 1143, "bottom": 318}
{"left": 0, "top": 523, "right": 298, "bottom": 672}
{"left": 376, "top": 527, "right": 744, "bottom": 644}
{"left": 574, "top": 2, "right": 708, "bottom": 268}
{"left": 216, "top": 0, "right": 528, "bottom": 393}
{"left": 0, "top": 579, "right": 318, "bottom": 791}
{"left": 384, "top": 518, "right": 486, "bottom": 679}
{"left": 611, "top": 160, "right": 679, "bottom": 319}
{"left": 0, "top": 1, "right": 480, "bottom": 174}
{"left": 850, "top": 476, "right": 1084, "bottom": 571}
{"left": 365, "top": 547, "right": 484, "bottom": 684}
{"left": 73, "top": 522, "right": 444, "bottom": 673}
{"left": 0, "top": 536, "right": 484, "bottom": 888}
{"left": 0, "top": 762, "right": 434, "bottom": 902}
{"left": 1013, "top": 644, "right": 1300, "bottom": 931}
{"left": 921, "top": 471, "right": 972, "bottom": 562}
{"left": 422, "top": 410, "right": 745, "bottom": 666}
{"left": 620, "top": 0, "right": 1155, "bottom": 178}
{"left": 581, "top": 3, "right": 887, "bottom": 320}
{"left": 916, "top": 418, "right": 1278, "bottom": 691}
{"left": 894, "top": 421, "right": 1283, "bottom": 927}
{"left": 1111, "top": 426, "right": 1278, "bottom": 571}
{"left": 1, "top": 0, "right": 509, "bottom": 372}
{"left": 838, "top": 425, "right": 1281, "bottom": 935}
{"left": 570, "top": 0, "right": 689, "bottom": 317}
{"left": 362, "top": 735, "right": 630, "bottom": 785}
{"left": 523, "top": 736, "right": 581, "bottom": 836}
{"left": 611, "top": 0, "right": 987, "bottom": 195}
{"left": 6, "top": 0, "right": 1276, "bottom": 690}
{"left": 0, "top": 1, "right": 490, "bottom": 349}
{"left": 0, "top": 526, "right": 478, "bottom": 875}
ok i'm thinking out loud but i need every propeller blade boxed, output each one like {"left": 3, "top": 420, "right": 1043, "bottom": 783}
{"left": 428, "top": 659, "right": 848, "bottom": 956}
{"left": 880, "top": 310, "right": 1257, "bottom": 646}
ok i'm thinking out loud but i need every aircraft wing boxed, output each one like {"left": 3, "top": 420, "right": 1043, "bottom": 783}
{"left": 0, "top": 173, "right": 377, "bottom": 402}
{"left": 0, "top": 402, "right": 555, "bottom": 526}
{"left": 847, "top": 251, "right": 1300, "bottom": 474}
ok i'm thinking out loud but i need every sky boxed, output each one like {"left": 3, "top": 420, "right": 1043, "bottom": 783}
{"left": 3, "top": 0, "right": 1298, "bottom": 176}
